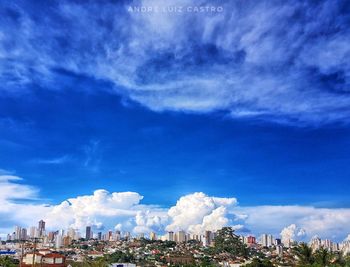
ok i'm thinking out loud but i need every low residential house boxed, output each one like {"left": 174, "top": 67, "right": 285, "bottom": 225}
{"left": 165, "top": 254, "right": 195, "bottom": 265}
{"left": 87, "top": 250, "right": 104, "bottom": 259}
{"left": 21, "top": 252, "right": 66, "bottom": 267}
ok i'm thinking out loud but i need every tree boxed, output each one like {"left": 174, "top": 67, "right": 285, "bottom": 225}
{"left": 313, "top": 247, "right": 331, "bottom": 266}
{"left": 104, "top": 251, "right": 135, "bottom": 263}
{"left": 293, "top": 243, "right": 314, "bottom": 266}
{"left": 0, "top": 256, "right": 18, "bottom": 267}
{"left": 214, "top": 227, "right": 249, "bottom": 258}
{"left": 199, "top": 256, "right": 215, "bottom": 267}
{"left": 243, "top": 258, "right": 274, "bottom": 267}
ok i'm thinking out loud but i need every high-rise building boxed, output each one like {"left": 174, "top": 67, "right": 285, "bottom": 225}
{"left": 268, "top": 234, "right": 274, "bottom": 247}
{"left": 332, "top": 242, "right": 339, "bottom": 252}
{"left": 124, "top": 231, "right": 131, "bottom": 241}
{"left": 260, "top": 234, "right": 274, "bottom": 247}
{"left": 204, "top": 231, "right": 212, "bottom": 246}
{"left": 138, "top": 233, "right": 145, "bottom": 239}
{"left": 48, "top": 231, "right": 55, "bottom": 242}
{"left": 247, "top": 236, "right": 256, "bottom": 244}
{"left": 85, "top": 226, "right": 91, "bottom": 240}
{"left": 275, "top": 238, "right": 281, "bottom": 245}
{"left": 97, "top": 232, "right": 102, "bottom": 240}
{"left": 341, "top": 240, "right": 350, "bottom": 254}
{"left": 68, "top": 228, "right": 76, "bottom": 240}
{"left": 55, "top": 234, "right": 62, "bottom": 248}
{"left": 21, "top": 228, "right": 27, "bottom": 240}
{"left": 38, "top": 220, "right": 45, "bottom": 237}
{"left": 167, "top": 231, "right": 174, "bottom": 241}
{"left": 108, "top": 231, "right": 113, "bottom": 241}
{"left": 310, "top": 236, "right": 322, "bottom": 251}
{"left": 177, "top": 230, "right": 186, "bottom": 243}
{"left": 150, "top": 232, "right": 157, "bottom": 241}
{"left": 63, "top": 236, "right": 72, "bottom": 247}
{"left": 14, "top": 226, "right": 22, "bottom": 240}
{"left": 28, "top": 226, "right": 39, "bottom": 239}
{"left": 276, "top": 245, "right": 283, "bottom": 256}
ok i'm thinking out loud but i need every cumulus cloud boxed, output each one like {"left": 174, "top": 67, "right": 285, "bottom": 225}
{"left": 1, "top": 177, "right": 350, "bottom": 241}
{"left": 1, "top": 0, "right": 350, "bottom": 124}
{"left": 280, "top": 224, "right": 306, "bottom": 244}
{"left": 166, "top": 192, "right": 237, "bottom": 233}
{"left": 133, "top": 210, "right": 169, "bottom": 234}
{"left": 44, "top": 190, "right": 155, "bottom": 230}
{"left": 236, "top": 205, "right": 350, "bottom": 241}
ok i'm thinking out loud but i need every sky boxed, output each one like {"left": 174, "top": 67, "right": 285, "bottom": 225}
{"left": 0, "top": 0, "right": 350, "bottom": 242}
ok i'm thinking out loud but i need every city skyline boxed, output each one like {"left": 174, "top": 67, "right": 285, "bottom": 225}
{"left": 1, "top": 0, "right": 350, "bottom": 246}
{"left": 5, "top": 219, "right": 350, "bottom": 251}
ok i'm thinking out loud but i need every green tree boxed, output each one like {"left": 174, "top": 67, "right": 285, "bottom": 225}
{"left": 199, "top": 256, "right": 215, "bottom": 267}
{"left": 104, "top": 251, "right": 135, "bottom": 263}
{"left": 314, "top": 247, "right": 331, "bottom": 266}
{"left": 0, "top": 256, "right": 18, "bottom": 267}
{"left": 243, "top": 258, "right": 274, "bottom": 267}
{"left": 214, "top": 227, "right": 249, "bottom": 258}
{"left": 293, "top": 243, "right": 314, "bottom": 266}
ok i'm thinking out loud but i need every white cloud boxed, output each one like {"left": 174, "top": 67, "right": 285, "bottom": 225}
{"left": 1, "top": 177, "right": 350, "bottom": 242}
{"left": 44, "top": 190, "right": 147, "bottom": 230}
{"left": 0, "top": 175, "right": 38, "bottom": 201}
{"left": 345, "top": 234, "right": 350, "bottom": 241}
{"left": 166, "top": 192, "right": 237, "bottom": 233}
{"left": 236, "top": 205, "right": 350, "bottom": 241}
{"left": 32, "top": 155, "right": 71, "bottom": 164}
{"left": 280, "top": 224, "right": 306, "bottom": 244}
{"left": 0, "top": 175, "right": 51, "bottom": 234}
{"left": 1, "top": 0, "right": 350, "bottom": 124}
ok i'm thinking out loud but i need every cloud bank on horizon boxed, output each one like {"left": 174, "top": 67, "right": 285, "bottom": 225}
{"left": 1, "top": 175, "right": 350, "bottom": 242}
{"left": 1, "top": 0, "right": 350, "bottom": 124}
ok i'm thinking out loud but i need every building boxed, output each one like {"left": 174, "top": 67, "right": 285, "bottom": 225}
{"left": 322, "top": 239, "right": 332, "bottom": 251}
{"left": 276, "top": 245, "right": 283, "bottom": 256}
{"left": 176, "top": 231, "right": 186, "bottom": 243}
{"left": 38, "top": 220, "right": 46, "bottom": 237}
{"left": 48, "top": 232, "right": 55, "bottom": 242}
{"left": 150, "top": 232, "right": 157, "bottom": 241}
{"left": 29, "top": 226, "right": 37, "bottom": 238}
{"left": 14, "top": 226, "right": 22, "bottom": 240}
{"left": 341, "top": 240, "right": 350, "bottom": 254}
{"left": 110, "top": 264, "right": 136, "bottom": 267}
{"left": 204, "top": 231, "right": 213, "bottom": 246}
{"left": 124, "top": 232, "right": 131, "bottom": 240}
{"left": 63, "top": 236, "right": 72, "bottom": 247}
{"left": 107, "top": 231, "right": 113, "bottom": 241}
{"left": 165, "top": 254, "right": 195, "bottom": 265}
{"left": 167, "top": 231, "right": 174, "bottom": 242}
{"left": 55, "top": 234, "right": 63, "bottom": 248}
{"left": 115, "top": 231, "right": 121, "bottom": 241}
{"left": 67, "top": 228, "right": 76, "bottom": 240}
{"left": 85, "top": 226, "right": 91, "bottom": 240}
{"left": 275, "top": 238, "right": 281, "bottom": 245}
{"left": 247, "top": 236, "right": 256, "bottom": 245}
{"left": 22, "top": 252, "right": 65, "bottom": 267}
{"left": 260, "top": 234, "right": 274, "bottom": 247}
{"left": 310, "top": 236, "right": 322, "bottom": 251}
{"left": 87, "top": 251, "right": 104, "bottom": 259}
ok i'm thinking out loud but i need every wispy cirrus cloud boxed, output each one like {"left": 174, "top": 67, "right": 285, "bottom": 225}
{"left": 32, "top": 155, "right": 71, "bottom": 165}
{"left": 1, "top": 0, "right": 350, "bottom": 125}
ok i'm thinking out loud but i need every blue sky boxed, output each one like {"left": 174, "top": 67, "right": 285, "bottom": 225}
{"left": 1, "top": 0, "right": 350, "bottom": 241}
